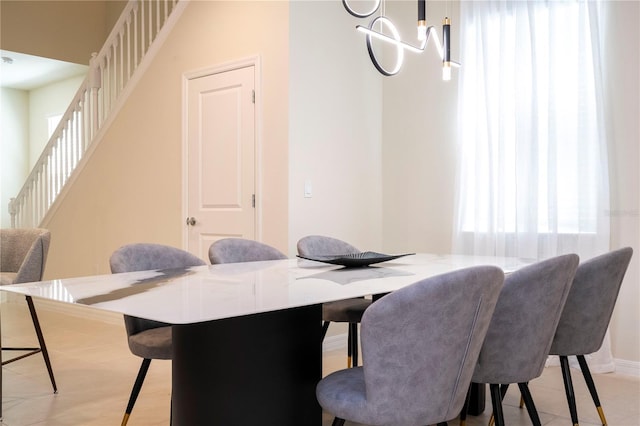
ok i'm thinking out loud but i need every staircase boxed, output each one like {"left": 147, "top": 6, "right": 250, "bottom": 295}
{"left": 9, "top": 0, "right": 186, "bottom": 228}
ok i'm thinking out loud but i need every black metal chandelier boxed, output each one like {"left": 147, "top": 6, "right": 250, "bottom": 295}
{"left": 343, "top": 0, "right": 459, "bottom": 78}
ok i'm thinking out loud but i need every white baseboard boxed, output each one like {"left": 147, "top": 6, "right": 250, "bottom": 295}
{"left": 3, "top": 293, "right": 122, "bottom": 326}
{"left": 323, "top": 333, "right": 348, "bottom": 353}
{"left": 614, "top": 358, "right": 640, "bottom": 377}
{"left": 37, "top": 299, "right": 123, "bottom": 325}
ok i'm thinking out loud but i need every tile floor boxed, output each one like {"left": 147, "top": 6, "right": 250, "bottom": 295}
{"left": 1, "top": 299, "right": 639, "bottom": 425}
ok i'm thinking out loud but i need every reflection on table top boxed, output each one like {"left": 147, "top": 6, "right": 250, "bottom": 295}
{"left": 0, "top": 253, "right": 532, "bottom": 325}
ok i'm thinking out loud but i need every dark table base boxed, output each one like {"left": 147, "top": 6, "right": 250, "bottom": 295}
{"left": 171, "top": 303, "right": 485, "bottom": 425}
{"left": 469, "top": 382, "right": 486, "bottom": 415}
{"left": 172, "top": 305, "right": 323, "bottom": 426}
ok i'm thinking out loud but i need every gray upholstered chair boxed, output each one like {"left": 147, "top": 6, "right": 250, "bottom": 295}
{"left": 0, "top": 228, "right": 56, "bottom": 393}
{"left": 208, "top": 238, "right": 288, "bottom": 264}
{"left": 545, "top": 247, "right": 633, "bottom": 426}
{"left": 316, "top": 265, "right": 505, "bottom": 426}
{"left": 297, "top": 235, "right": 371, "bottom": 368}
{"left": 109, "top": 243, "right": 206, "bottom": 426}
{"left": 460, "top": 253, "right": 580, "bottom": 426}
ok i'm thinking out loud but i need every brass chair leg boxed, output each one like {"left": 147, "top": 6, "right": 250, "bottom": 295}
{"left": 489, "top": 384, "right": 505, "bottom": 426}
{"left": 121, "top": 413, "right": 131, "bottom": 426}
{"left": 596, "top": 406, "right": 607, "bottom": 426}
{"left": 350, "top": 322, "right": 359, "bottom": 367}
{"left": 321, "top": 321, "right": 330, "bottom": 341}
{"left": 26, "top": 296, "right": 57, "bottom": 393}
{"left": 487, "top": 384, "right": 508, "bottom": 426}
{"left": 122, "top": 358, "right": 152, "bottom": 426}
{"left": 518, "top": 382, "right": 542, "bottom": 426}
{"left": 347, "top": 324, "right": 352, "bottom": 368}
{"left": 577, "top": 355, "right": 608, "bottom": 426}
{"left": 560, "top": 355, "right": 581, "bottom": 426}
{"left": 2, "top": 296, "right": 58, "bottom": 394}
{"left": 459, "top": 383, "right": 472, "bottom": 426}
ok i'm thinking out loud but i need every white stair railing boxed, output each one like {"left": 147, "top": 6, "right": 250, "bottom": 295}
{"left": 9, "top": 0, "right": 184, "bottom": 228}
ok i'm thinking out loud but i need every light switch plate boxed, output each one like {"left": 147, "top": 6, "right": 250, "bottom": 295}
{"left": 304, "top": 181, "right": 312, "bottom": 198}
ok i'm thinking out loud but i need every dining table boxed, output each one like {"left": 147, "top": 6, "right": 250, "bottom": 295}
{"left": 0, "top": 253, "right": 531, "bottom": 425}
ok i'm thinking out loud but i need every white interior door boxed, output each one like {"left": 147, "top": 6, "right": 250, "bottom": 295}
{"left": 185, "top": 65, "right": 256, "bottom": 259}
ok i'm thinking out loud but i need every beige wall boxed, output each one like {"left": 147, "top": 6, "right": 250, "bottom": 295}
{"left": 42, "top": 1, "right": 290, "bottom": 279}
{"left": 0, "top": 0, "right": 124, "bottom": 64}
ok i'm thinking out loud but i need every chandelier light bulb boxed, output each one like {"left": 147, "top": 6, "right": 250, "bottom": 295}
{"left": 442, "top": 17, "right": 451, "bottom": 81}
{"left": 442, "top": 63, "right": 451, "bottom": 81}
{"left": 418, "top": 0, "right": 426, "bottom": 40}
{"left": 418, "top": 22, "right": 427, "bottom": 41}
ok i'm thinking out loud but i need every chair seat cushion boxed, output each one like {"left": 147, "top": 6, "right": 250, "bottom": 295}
{"left": 317, "top": 367, "right": 368, "bottom": 422}
{"left": 323, "top": 298, "right": 372, "bottom": 323}
{"left": 0, "top": 272, "right": 17, "bottom": 285}
{"left": 128, "top": 326, "right": 172, "bottom": 360}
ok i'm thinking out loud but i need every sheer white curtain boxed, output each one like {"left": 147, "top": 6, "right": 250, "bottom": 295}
{"left": 452, "top": 1, "right": 613, "bottom": 372}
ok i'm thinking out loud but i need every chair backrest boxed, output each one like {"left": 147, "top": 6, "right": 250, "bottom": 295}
{"left": 550, "top": 247, "right": 633, "bottom": 356}
{"left": 208, "top": 238, "right": 287, "bottom": 264}
{"left": 0, "top": 228, "right": 51, "bottom": 284}
{"left": 296, "top": 235, "right": 359, "bottom": 257}
{"left": 109, "top": 243, "right": 206, "bottom": 336}
{"left": 359, "top": 265, "right": 505, "bottom": 425}
{"left": 472, "top": 253, "right": 580, "bottom": 385}
{"left": 110, "top": 243, "right": 206, "bottom": 273}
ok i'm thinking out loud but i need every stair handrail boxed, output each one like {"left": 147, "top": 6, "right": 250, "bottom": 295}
{"left": 9, "top": 0, "right": 183, "bottom": 228}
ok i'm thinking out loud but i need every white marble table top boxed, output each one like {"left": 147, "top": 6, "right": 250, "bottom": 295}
{"left": 0, "top": 253, "right": 531, "bottom": 325}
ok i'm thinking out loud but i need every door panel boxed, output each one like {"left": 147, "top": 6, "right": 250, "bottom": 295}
{"left": 186, "top": 65, "right": 256, "bottom": 259}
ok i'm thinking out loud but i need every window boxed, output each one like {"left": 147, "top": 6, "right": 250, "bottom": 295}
{"left": 453, "top": 0, "right": 609, "bottom": 258}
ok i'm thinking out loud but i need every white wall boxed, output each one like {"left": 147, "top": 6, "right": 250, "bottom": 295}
{"left": 602, "top": 1, "right": 640, "bottom": 369}
{"left": 0, "top": 88, "right": 29, "bottom": 228}
{"left": 28, "top": 74, "right": 86, "bottom": 167}
{"left": 289, "top": 1, "right": 384, "bottom": 254}
{"left": 0, "top": 75, "right": 85, "bottom": 228}
{"left": 381, "top": 0, "right": 460, "bottom": 254}
{"left": 288, "top": 1, "right": 460, "bottom": 257}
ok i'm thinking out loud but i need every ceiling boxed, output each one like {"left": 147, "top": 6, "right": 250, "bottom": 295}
{"left": 1, "top": 50, "right": 89, "bottom": 91}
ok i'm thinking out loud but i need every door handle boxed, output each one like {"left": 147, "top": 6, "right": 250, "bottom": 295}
{"left": 186, "top": 217, "right": 197, "bottom": 226}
